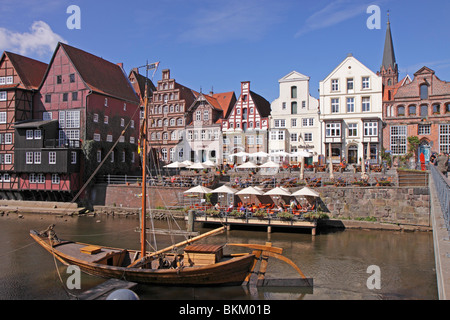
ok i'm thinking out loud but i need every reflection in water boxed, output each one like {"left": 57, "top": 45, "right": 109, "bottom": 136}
{"left": 0, "top": 213, "right": 438, "bottom": 300}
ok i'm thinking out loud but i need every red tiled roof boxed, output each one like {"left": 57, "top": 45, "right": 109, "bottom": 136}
{"left": 4, "top": 52, "right": 47, "bottom": 90}
{"left": 212, "top": 91, "right": 237, "bottom": 117}
{"left": 59, "top": 43, "right": 139, "bottom": 103}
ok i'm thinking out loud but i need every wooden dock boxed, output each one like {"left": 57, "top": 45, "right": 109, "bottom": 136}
{"left": 78, "top": 279, "right": 138, "bottom": 300}
{"left": 188, "top": 215, "right": 317, "bottom": 235}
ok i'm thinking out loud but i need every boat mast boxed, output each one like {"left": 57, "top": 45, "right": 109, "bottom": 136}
{"left": 140, "top": 61, "right": 150, "bottom": 257}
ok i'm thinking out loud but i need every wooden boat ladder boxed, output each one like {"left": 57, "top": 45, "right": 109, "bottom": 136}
{"left": 228, "top": 242, "right": 312, "bottom": 287}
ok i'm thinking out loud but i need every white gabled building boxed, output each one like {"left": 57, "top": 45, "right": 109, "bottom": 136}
{"left": 269, "top": 71, "right": 320, "bottom": 164}
{"left": 319, "top": 54, "right": 383, "bottom": 165}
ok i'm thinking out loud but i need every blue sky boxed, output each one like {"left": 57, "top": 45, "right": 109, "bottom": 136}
{"left": 1, "top": 0, "right": 449, "bottom": 102}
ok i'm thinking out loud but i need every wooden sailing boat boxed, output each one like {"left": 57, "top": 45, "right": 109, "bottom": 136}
{"left": 30, "top": 62, "right": 312, "bottom": 287}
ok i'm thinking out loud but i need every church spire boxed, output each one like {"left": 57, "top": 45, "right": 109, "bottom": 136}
{"left": 380, "top": 11, "right": 398, "bottom": 86}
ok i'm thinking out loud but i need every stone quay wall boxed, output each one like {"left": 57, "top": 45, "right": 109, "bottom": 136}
{"left": 317, "top": 186, "right": 430, "bottom": 227}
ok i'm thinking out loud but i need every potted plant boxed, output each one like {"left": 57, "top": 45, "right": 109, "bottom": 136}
{"left": 277, "top": 211, "right": 294, "bottom": 221}
{"left": 253, "top": 209, "right": 268, "bottom": 220}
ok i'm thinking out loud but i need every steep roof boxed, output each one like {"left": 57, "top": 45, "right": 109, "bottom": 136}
{"left": 212, "top": 91, "right": 236, "bottom": 117}
{"left": 381, "top": 20, "right": 397, "bottom": 72}
{"left": 249, "top": 91, "right": 271, "bottom": 117}
{"left": 129, "top": 68, "right": 156, "bottom": 103}
{"left": 47, "top": 43, "right": 139, "bottom": 103}
{"left": 3, "top": 51, "right": 47, "bottom": 90}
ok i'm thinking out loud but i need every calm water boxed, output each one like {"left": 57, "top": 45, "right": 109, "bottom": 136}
{"left": 0, "top": 213, "right": 438, "bottom": 300}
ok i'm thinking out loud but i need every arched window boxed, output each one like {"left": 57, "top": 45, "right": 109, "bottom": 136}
{"left": 446, "top": 103, "right": 450, "bottom": 114}
{"left": 420, "top": 104, "right": 428, "bottom": 117}
{"left": 397, "top": 105, "right": 405, "bottom": 116}
{"left": 291, "top": 102, "right": 297, "bottom": 114}
{"left": 170, "top": 118, "right": 175, "bottom": 126}
{"left": 163, "top": 132, "right": 168, "bottom": 140}
{"left": 177, "top": 118, "right": 183, "bottom": 126}
{"left": 291, "top": 86, "right": 297, "bottom": 99}
{"left": 420, "top": 84, "right": 428, "bottom": 100}
{"left": 408, "top": 105, "right": 416, "bottom": 116}
{"left": 432, "top": 103, "right": 440, "bottom": 115}
{"left": 163, "top": 119, "right": 168, "bottom": 127}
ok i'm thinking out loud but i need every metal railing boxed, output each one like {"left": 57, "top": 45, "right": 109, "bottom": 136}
{"left": 430, "top": 165, "right": 450, "bottom": 234}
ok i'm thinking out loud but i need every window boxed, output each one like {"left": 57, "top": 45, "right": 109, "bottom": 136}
{"left": 4, "top": 77, "right": 11, "bottom": 85}
{"left": 331, "top": 79, "right": 339, "bottom": 91}
{"left": 4, "top": 133, "right": 12, "bottom": 144}
{"left": 0, "top": 112, "right": 6, "bottom": 124}
{"left": 347, "top": 97, "right": 355, "bottom": 112}
{"left": 390, "top": 125, "right": 407, "bottom": 155}
{"left": 97, "top": 150, "right": 102, "bottom": 162}
{"left": 161, "top": 148, "right": 167, "bottom": 161}
{"left": 256, "top": 136, "right": 262, "bottom": 145}
{"left": 302, "top": 118, "right": 314, "bottom": 127}
{"left": 72, "top": 92, "right": 78, "bottom": 101}
{"left": 0, "top": 77, "right": 4, "bottom": 85}
{"left": 290, "top": 133, "right": 298, "bottom": 142}
{"left": 52, "top": 174, "right": 60, "bottom": 184}
{"left": 397, "top": 106, "right": 405, "bottom": 116}
{"left": 420, "top": 104, "right": 428, "bottom": 118}
{"left": 34, "top": 130, "right": 41, "bottom": 139}
{"left": 66, "top": 110, "right": 80, "bottom": 128}
{"left": 364, "top": 122, "right": 378, "bottom": 136}
{"left": 433, "top": 104, "right": 441, "bottom": 115}
{"left": 304, "top": 133, "right": 313, "bottom": 142}
{"left": 62, "top": 93, "right": 68, "bottom": 102}
{"left": 163, "top": 132, "right": 168, "bottom": 140}
{"left": 177, "top": 118, "right": 183, "bottom": 126}
{"left": 347, "top": 78, "right": 354, "bottom": 91}
{"left": 204, "top": 110, "right": 209, "bottom": 121}
{"left": 3, "top": 173, "right": 10, "bottom": 182}
{"left": 71, "top": 151, "right": 77, "bottom": 164}
{"left": 326, "top": 123, "right": 341, "bottom": 137}
{"left": 104, "top": 98, "right": 108, "bottom": 107}
{"left": 291, "top": 102, "right": 297, "bottom": 114}
{"left": 130, "top": 136, "right": 135, "bottom": 144}
{"left": 26, "top": 152, "right": 34, "bottom": 164}
{"left": 110, "top": 151, "right": 114, "bottom": 163}
{"left": 131, "top": 120, "right": 135, "bottom": 128}
{"left": 26, "top": 130, "right": 34, "bottom": 140}
{"left": 45, "top": 94, "right": 51, "bottom": 103}
{"left": 69, "top": 74, "right": 75, "bottom": 83}
{"left": 37, "top": 174, "right": 45, "bottom": 184}
{"left": 106, "top": 134, "right": 113, "bottom": 142}
{"left": 282, "top": 102, "right": 286, "bottom": 110}
{"left": 196, "top": 110, "right": 201, "bottom": 121}
{"left": 440, "top": 124, "right": 450, "bottom": 154}
{"left": 291, "top": 86, "right": 297, "bottom": 99}
{"left": 408, "top": 105, "right": 416, "bottom": 116}
{"left": 291, "top": 118, "right": 297, "bottom": 127}
{"left": 93, "top": 133, "right": 101, "bottom": 141}
{"left": 4, "top": 154, "right": 12, "bottom": 164}
{"left": 124, "top": 103, "right": 127, "bottom": 111}
{"left": 34, "top": 152, "right": 41, "bottom": 164}
{"left": 362, "top": 77, "right": 370, "bottom": 89}
{"left": 29, "top": 174, "right": 36, "bottom": 183}
{"left": 418, "top": 124, "right": 431, "bottom": 135}
{"left": 362, "top": 97, "right": 370, "bottom": 112}
{"left": 43, "top": 112, "right": 52, "bottom": 120}
{"left": 120, "top": 118, "right": 125, "bottom": 127}
{"left": 247, "top": 135, "right": 254, "bottom": 145}
{"left": 0, "top": 92, "right": 6, "bottom": 101}
{"left": 278, "top": 131, "right": 285, "bottom": 141}
{"left": 56, "top": 75, "right": 62, "bottom": 84}
{"left": 93, "top": 113, "right": 98, "bottom": 122}
{"left": 331, "top": 98, "right": 339, "bottom": 113}
{"left": 49, "top": 152, "right": 56, "bottom": 164}
{"left": 170, "top": 118, "right": 175, "bottom": 126}
{"left": 348, "top": 123, "right": 358, "bottom": 137}
{"left": 274, "top": 119, "right": 286, "bottom": 128}
{"left": 420, "top": 84, "right": 428, "bottom": 100}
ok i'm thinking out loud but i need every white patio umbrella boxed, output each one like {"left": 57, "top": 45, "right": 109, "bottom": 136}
{"left": 181, "top": 160, "right": 193, "bottom": 166}
{"left": 202, "top": 160, "right": 216, "bottom": 167}
{"left": 237, "top": 161, "right": 258, "bottom": 169}
{"left": 271, "top": 151, "right": 290, "bottom": 157}
{"left": 188, "top": 162, "right": 209, "bottom": 170}
{"left": 211, "top": 185, "right": 237, "bottom": 194}
{"left": 236, "top": 186, "right": 264, "bottom": 195}
{"left": 259, "top": 160, "right": 280, "bottom": 168}
{"left": 164, "top": 161, "right": 187, "bottom": 168}
{"left": 291, "top": 187, "right": 320, "bottom": 198}
{"left": 229, "top": 151, "right": 250, "bottom": 158}
{"left": 264, "top": 187, "right": 292, "bottom": 196}
{"left": 183, "top": 185, "right": 213, "bottom": 194}
{"left": 251, "top": 151, "right": 269, "bottom": 157}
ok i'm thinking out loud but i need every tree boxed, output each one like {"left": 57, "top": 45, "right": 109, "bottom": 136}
{"left": 407, "top": 136, "right": 420, "bottom": 159}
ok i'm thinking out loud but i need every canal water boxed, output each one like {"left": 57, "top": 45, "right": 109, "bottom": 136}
{"left": 0, "top": 213, "right": 438, "bottom": 300}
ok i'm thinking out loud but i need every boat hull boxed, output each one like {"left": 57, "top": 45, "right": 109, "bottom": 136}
{"left": 30, "top": 231, "right": 255, "bottom": 286}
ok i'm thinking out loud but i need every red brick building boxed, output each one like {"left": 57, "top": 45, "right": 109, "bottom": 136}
{"left": 148, "top": 69, "right": 198, "bottom": 166}
{"left": 0, "top": 52, "right": 47, "bottom": 198}
{"left": 380, "top": 20, "right": 450, "bottom": 162}
{"left": 21, "top": 43, "right": 141, "bottom": 200}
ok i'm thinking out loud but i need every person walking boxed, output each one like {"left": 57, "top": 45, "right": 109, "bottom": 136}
{"left": 436, "top": 153, "right": 449, "bottom": 177}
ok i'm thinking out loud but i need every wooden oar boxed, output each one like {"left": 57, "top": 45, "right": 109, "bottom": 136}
{"left": 127, "top": 226, "right": 226, "bottom": 268}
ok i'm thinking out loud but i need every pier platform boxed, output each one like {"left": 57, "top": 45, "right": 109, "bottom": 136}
{"left": 187, "top": 215, "right": 317, "bottom": 235}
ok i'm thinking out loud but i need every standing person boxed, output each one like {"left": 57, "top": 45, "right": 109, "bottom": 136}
{"left": 436, "top": 153, "right": 449, "bottom": 177}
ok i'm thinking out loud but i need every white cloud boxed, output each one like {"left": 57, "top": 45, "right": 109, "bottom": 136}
{"left": 0, "top": 21, "right": 66, "bottom": 56}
